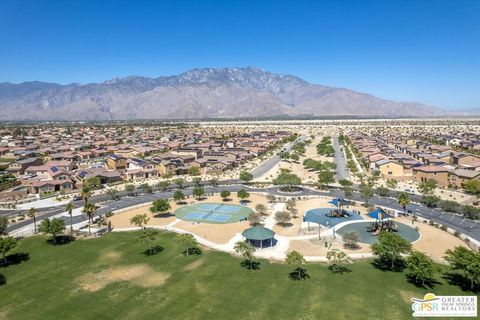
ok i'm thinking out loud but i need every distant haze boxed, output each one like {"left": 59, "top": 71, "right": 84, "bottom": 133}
{"left": 0, "top": 67, "right": 443, "bottom": 121}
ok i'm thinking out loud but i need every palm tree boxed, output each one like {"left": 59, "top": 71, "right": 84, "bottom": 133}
{"left": 82, "top": 202, "right": 97, "bottom": 235}
{"left": 397, "top": 192, "right": 411, "bottom": 212}
{"left": 80, "top": 185, "right": 92, "bottom": 204}
{"left": 65, "top": 201, "right": 74, "bottom": 234}
{"left": 27, "top": 207, "right": 38, "bottom": 234}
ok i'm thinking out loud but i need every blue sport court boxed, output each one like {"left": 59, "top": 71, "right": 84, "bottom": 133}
{"left": 175, "top": 202, "right": 253, "bottom": 224}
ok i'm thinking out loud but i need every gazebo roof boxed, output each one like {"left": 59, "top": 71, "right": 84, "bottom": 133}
{"left": 242, "top": 226, "right": 275, "bottom": 241}
{"left": 367, "top": 208, "right": 392, "bottom": 220}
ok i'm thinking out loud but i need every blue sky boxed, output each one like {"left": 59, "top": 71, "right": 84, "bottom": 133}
{"left": 0, "top": 0, "right": 479, "bottom": 110}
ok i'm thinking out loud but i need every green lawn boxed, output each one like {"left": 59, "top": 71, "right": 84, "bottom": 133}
{"left": 0, "top": 232, "right": 472, "bottom": 320}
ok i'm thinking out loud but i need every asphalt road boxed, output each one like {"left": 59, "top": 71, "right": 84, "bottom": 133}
{"left": 250, "top": 140, "right": 296, "bottom": 179}
{"left": 5, "top": 183, "right": 480, "bottom": 242}
{"left": 333, "top": 135, "right": 350, "bottom": 181}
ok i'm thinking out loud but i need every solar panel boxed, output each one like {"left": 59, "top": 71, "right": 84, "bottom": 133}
{"left": 50, "top": 166, "right": 59, "bottom": 172}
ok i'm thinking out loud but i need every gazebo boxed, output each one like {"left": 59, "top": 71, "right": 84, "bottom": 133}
{"left": 241, "top": 226, "right": 276, "bottom": 249}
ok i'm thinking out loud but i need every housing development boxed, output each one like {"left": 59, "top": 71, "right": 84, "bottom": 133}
{"left": 0, "top": 118, "right": 478, "bottom": 319}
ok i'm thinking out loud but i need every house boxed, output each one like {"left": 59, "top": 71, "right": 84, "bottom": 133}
{"left": 448, "top": 169, "right": 480, "bottom": 189}
{"left": 375, "top": 159, "right": 406, "bottom": 180}
{"left": 76, "top": 168, "right": 122, "bottom": 185}
{"left": 413, "top": 165, "right": 449, "bottom": 187}
{"left": 8, "top": 157, "right": 43, "bottom": 176}
{"left": 23, "top": 164, "right": 74, "bottom": 194}
{"left": 106, "top": 154, "right": 127, "bottom": 173}
{"left": 451, "top": 153, "right": 480, "bottom": 166}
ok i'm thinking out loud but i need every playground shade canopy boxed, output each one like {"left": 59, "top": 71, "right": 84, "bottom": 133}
{"left": 242, "top": 226, "right": 275, "bottom": 241}
{"left": 329, "top": 197, "right": 349, "bottom": 207}
{"left": 367, "top": 208, "right": 392, "bottom": 220}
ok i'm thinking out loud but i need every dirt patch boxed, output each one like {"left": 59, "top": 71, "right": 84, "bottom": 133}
{"left": 77, "top": 264, "right": 170, "bottom": 292}
{"left": 183, "top": 258, "right": 204, "bottom": 271}
{"left": 399, "top": 289, "right": 418, "bottom": 304}
{"left": 0, "top": 310, "right": 9, "bottom": 320}
{"left": 99, "top": 250, "right": 122, "bottom": 263}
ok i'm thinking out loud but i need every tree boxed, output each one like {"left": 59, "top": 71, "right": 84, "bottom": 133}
{"left": 208, "top": 178, "right": 219, "bottom": 187}
{"left": 386, "top": 179, "right": 398, "bottom": 189}
{"left": 406, "top": 251, "right": 439, "bottom": 287}
{"left": 173, "top": 190, "right": 185, "bottom": 203}
{"left": 125, "top": 184, "right": 136, "bottom": 196}
{"left": 106, "top": 188, "right": 118, "bottom": 200}
{"left": 326, "top": 249, "right": 352, "bottom": 273}
{"left": 65, "top": 201, "right": 74, "bottom": 234}
{"left": 140, "top": 183, "right": 153, "bottom": 194}
{"left": 239, "top": 171, "right": 253, "bottom": 183}
{"left": 85, "top": 176, "right": 101, "bottom": 189}
{"left": 175, "top": 178, "right": 186, "bottom": 189}
{"left": 248, "top": 212, "right": 262, "bottom": 226}
{"left": 421, "top": 195, "right": 440, "bottom": 208}
{"left": 130, "top": 213, "right": 150, "bottom": 229}
{"left": 137, "top": 228, "right": 160, "bottom": 255}
{"left": 150, "top": 199, "right": 171, "bottom": 216}
{"left": 38, "top": 218, "right": 66, "bottom": 244}
{"left": 397, "top": 192, "right": 411, "bottom": 211}
{"left": 273, "top": 172, "right": 302, "bottom": 190}
{"left": 192, "top": 177, "right": 202, "bottom": 187}
{"left": 376, "top": 186, "right": 390, "bottom": 197}
{"left": 176, "top": 233, "right": 199, "bottom": 256}
{"left": 444, "top": 246, "right": 480, "bottom": 290}
{"left": 339, "top": 179, "right": 353, "bottom": 187}
{"left": 279, "top": 151, "right": 290, "bottom": 160}
{"left": 80, "top": 185, "right": 92, "bottom": 204}
{"left": 27, "top": 207, "right": 38, "bottom": 234}
{"left": 266, "top": 194, "right": 276, "bottom": 203}
{"left": 342, "top": 230, "right": 360, "bottom": 249}
{"left": 220, "top": 190, "right": 231, "bottom": 201}
{"left": 463, "top": 205, "right": 480, "bottom": 220}
{"left": 0, "top": 216, "right": 8, "bottom": 235}
{"left": 82, "top": 202, "right": 97, "bottom": 235}
{"left": 360, "top": 184, "right": 374, "bottom": 206}
{"left": 275, "top": 211, "right": 291, "bottom": 226}
{"left": 255, "top": 204, "right": 267, "bottom": 215}
{"left": 290, "top": 153, "right": 300, "bottom": 162}
{"left": 463, "top": 179, "right": 480, "bottom": 196}
{"left": 234, "top": 241, "right": 256, "bottom": 269}
{"left": 419, "top": 179, "right": 437, "bottom": 195}
{"left": 440, "top": 200, "right": 458, "bottom": 213}
{"left": 188, "top": 166, "right": 201, "bottom": 176}
{"left": 286, "top": 250, "right": 306, "bottom": 279}
{"left": 0, "top": 236, "right": 17, "bottom": 264}
{"left": 318, "top": 170, "right": 335, "bottom": 186}
{"left": 371, "top": 232, "right": 412, "bottom": 270}
{"left": 286, "top": 198, "right": 296, "bottom": 210}
{"left": 192, "top": 187, "right": 205, "bottom": 199}
{"left": 343, "top": 186, "right": 353, "bottom": 198}
{"left": 237, "top": 189, "right": 250, "bottom": 201}
{"left": 156, "top": 180, "right": 170, "bottom": 192}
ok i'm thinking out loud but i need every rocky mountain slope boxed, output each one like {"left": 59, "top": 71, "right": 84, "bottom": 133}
{"left": 0, "top": 67, "right": 441, "bottom": 120}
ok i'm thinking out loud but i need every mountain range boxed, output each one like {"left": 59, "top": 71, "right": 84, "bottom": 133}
{"left": 0, "top": 67, "right": 443, "bottom": 120}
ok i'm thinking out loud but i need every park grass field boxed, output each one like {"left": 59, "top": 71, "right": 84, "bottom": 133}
{"left": 0, "top": 232, "right": 472, "bottom": 320}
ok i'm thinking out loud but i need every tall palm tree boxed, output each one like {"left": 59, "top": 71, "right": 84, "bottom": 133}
{"left": 397, "top": 192, "right": 411, "bottom": 212}
{"left": 82, "top": 202, "right": 96, "bottom": 235}
{"left": 65, "top": 201, "right": 74, "bottom": 234}
{"left": 27, "top": 207, "right": 38, "bottom": 234}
